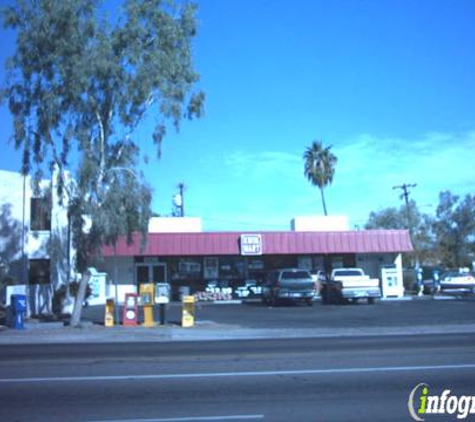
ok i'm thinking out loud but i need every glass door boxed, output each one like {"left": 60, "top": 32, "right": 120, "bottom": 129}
{"left": 135, "top": 263, "right": 167, "bottom": 285}
{"left": 136, "top": 264, "right": 151, "bottom": 284}
{"left": 152, "top": 264, "right": 167, "bottom": 283}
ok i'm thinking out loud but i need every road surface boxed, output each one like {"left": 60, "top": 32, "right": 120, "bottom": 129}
{"left": 1, "top": 333, "right": 474, "bottom": 421}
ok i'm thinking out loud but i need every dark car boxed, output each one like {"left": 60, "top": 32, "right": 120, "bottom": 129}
{"left": 261, "top": 268, "right": 315, "bottom": 306}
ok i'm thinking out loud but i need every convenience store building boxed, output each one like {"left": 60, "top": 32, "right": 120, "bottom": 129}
{"left": 97, "top": 217, "right": 413, "bottom": 301}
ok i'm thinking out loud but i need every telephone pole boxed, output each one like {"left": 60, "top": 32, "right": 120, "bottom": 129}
{"left": 393, "top": 183, "right": 417, "bottom": 208}
{"left": 173, "top": 182, "right": 186, "bottom": 217}
{"left": 393, "top": 183, "right": 418, "bottom": 265}
{"left": 178, "top": 182, "right": 185, "bottom": 217}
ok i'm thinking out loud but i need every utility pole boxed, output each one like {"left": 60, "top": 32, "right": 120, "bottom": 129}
{"left": 393, "top": 183, "right": 417, "bottom": 208}
{"left": 393, "top": 183, "right": 418, "bottom": 266}
{"left": 178, "top": 182, "right": 185, "bottom": 217}
{"left": 173, "top": 182, "right": 186, "bottom": 217}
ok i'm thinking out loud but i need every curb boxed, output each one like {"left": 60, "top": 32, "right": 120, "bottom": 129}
{"left": 1, "top": 322, "right": 475, "bottom": 345}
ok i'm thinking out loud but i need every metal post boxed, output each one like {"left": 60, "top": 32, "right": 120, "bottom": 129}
{"left": 178, "top": 182, "right": 185, "bottom": 217}
{"left": 159, "top": 303, "right": 166, "bottom": 325}
{"left": 21, "top": 174, "right": 27, "bottom": 284}
{"left": 114, "top": 246, "right": 120, "bottom": 325}
{"left": 21, "top": 173, "right": 30, "bottom": 317}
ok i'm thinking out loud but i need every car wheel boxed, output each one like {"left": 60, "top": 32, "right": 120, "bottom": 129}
{"left": 368, "top": 297, "right": 376, "bottom": 305}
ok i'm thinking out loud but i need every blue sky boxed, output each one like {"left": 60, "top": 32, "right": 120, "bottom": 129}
{"left": 1, "top": 0, "right": 475, "bottom": 231}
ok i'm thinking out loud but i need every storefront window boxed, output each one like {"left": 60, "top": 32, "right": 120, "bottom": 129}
{"left": 170, "top": 258, "right": 202, "bottom": 280}
{"left": 219, "top": 257, "right": 246, "bottom": 279}
{"left": 203, "top": 257, "right": 219, "bottom": 279}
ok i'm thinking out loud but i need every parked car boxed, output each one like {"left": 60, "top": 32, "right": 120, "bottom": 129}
{"left": 321, "top": 268, "right": 381, "bottom": 304}
{"left": 439, "top": 270, "right": 475, "bottom": 293}
{"left": 235, "top": 280, "right": 262, "bottom": 298}
{"left": 261, "top": 268, "right": 315, "bottom": 306}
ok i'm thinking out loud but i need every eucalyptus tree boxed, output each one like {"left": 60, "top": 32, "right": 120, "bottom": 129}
{"left": 303, "top": 140, "right": 337, "bottom": 216}
{"left": 2, "top": 0, "right": 204, "bottom": 326}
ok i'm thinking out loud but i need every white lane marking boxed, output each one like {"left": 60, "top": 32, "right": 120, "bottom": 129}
{"left": 1, "top": 363, "right": 475, "bottom": 384}
{"left": 86, "top": 415, "right": 264, "bottom": 422}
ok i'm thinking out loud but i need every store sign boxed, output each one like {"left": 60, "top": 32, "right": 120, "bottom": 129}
{"left": 240, "top": 234, "right": 262, "bottom": 256}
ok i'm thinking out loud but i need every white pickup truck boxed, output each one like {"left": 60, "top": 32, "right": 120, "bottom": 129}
{"left": 321, "top": 268, "right": 381, "bottom": 304}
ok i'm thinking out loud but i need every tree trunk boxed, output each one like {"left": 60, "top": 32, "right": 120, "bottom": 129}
{"left": 70, "top": 271, "right": 90, "bottom": 327}
{"left": 320, "top": 188, "right": 328, "bottom": 216}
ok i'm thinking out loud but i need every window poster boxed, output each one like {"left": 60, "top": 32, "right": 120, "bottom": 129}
{"left": 203, "top": 257, "right": 219, "bottom": 279}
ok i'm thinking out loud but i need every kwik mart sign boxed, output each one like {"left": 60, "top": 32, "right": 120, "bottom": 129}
{"left": 240, "top": 234, "right": 263, "bottom": 256}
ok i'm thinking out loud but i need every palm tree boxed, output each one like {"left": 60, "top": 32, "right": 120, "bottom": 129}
{"left": 303, "top": 140, "right": 337, "bottom": 216}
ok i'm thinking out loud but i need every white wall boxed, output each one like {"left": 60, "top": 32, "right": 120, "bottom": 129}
{"left": 0, "top": 170, "right": 29, "bottom": 276}
{"left": 0, "top": 169, "right": 74, "bottom": 313}
{"left": 291, "top": 216, "right": 350, "bottom": 232}
{"left": 148, "top": 216, "right": 202, "bottom": 233}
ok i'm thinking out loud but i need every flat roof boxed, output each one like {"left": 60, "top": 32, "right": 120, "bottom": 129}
{"left": 103, "top": 230, "right": 413, "bottom": 257}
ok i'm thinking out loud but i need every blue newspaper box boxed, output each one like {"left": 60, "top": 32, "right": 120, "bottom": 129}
{"left": 11, "top": 294, "right": 27, "bottom": 330}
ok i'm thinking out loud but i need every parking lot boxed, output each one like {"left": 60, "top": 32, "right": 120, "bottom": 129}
{"left": 82, "top": 296, "right": 475, "bottom": 330}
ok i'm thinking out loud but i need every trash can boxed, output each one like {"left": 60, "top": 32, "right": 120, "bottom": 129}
{"left": 11, "top": 294, "right": 27, "bottom": 330}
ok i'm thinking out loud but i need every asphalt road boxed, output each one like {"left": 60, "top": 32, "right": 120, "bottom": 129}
{"left": 1, "top": 333, "right": 475, "bottom": 421}
{"left": 81, "top": 296, "right": 475, "bottom": 329}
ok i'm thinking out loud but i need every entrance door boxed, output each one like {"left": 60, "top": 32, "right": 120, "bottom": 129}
{"left": 135, "top": 263, "right": 167, "bottom": 285}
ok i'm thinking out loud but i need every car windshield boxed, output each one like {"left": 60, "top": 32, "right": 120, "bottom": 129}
{"left": 281, "top": 271, "right": 310, "bottom": 279}
{"left": 334, "top": 269, "right": 362, "bottom": 277}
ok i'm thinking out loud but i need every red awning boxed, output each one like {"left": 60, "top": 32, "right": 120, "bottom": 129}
{"left": 103, "top": 230, "right": 413, "bottom": 257}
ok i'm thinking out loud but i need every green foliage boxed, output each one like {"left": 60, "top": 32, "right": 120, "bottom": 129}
{"left": 365, "top": 207, "right": 407, "bottom": 230}
{"left": 2, "top": 0, "right": 204, "bottom": 264}
{"left": 303, "top": 140, "right": 338, "bottom": 216}
{"left": 365, "top": 193, "right": 475, "bottom": 268}
{"left": 433, "top": 191, "right": 475, "bottom": 268}
{"left": 365, "top": 201, "right": 436, "bottom": 265}
{"left": 2, "top": 0, "right": 204, "bottom": 324}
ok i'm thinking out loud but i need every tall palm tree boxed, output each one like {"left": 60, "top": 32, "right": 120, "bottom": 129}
{"left": 303, "top": 140, "right": 337, "bottom": 216}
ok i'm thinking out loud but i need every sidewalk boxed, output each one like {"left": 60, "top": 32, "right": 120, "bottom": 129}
{"left": 2, "top": 319, "right": 475, "bottom": 345}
